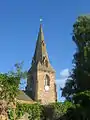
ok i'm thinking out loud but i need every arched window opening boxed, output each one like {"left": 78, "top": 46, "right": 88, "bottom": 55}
{"left": 45, "top": 75, "right": 50, "bottom": 86}
{"left": 42, "top": 56, "right": 46, "bottom": 62}
{"left": 45, "top": 60, "right": 48, "bottom": 67}
{"left": 41, "top": 40, "right": 44, "bottom": 46}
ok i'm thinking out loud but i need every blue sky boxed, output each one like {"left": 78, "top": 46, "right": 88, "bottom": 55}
{"left": 0, "top": 0, "right": 90, "bottom": 101}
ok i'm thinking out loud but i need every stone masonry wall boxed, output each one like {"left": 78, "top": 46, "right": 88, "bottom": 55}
{"left": 36, "top": 71, "right": 56, "bottom": 104}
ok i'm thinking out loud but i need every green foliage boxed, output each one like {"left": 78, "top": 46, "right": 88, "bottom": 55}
{"left": 62, "top": 16, "right": 90, "bottom": 100}
{"left": 41, "top": 102, "right": 74, "bottom": 120}
{"left": 0, "top": 73, "right": 20, "bottom": 102}
{"left": 8, "top": 107, "right": 14, "bottom": 120}
{"left": 73, "top": 90, "right": 90, "bottom": 105}
{"left": 0, "top": 62, "right": 27, "bottom": 119}
{"left": 61, "top": 16, "right": 90, "bottom": 120}
{"left": 72, "top": 91, "right": 90, "bottom": 119}
{"left": 7, "top": 102, "right": 74, "bottom": 120}
{"left": 72, "top": 16, "right": 90, "bottom": 91}
{"left": 64, "top": 105, "right": 83, "bottom": 120}
{"left": 0, "top": 62, "right": 27, "bottom": 102}
{"left": 62, "top": 78, "right": 76, "bottom": 101}
{"left": 15, "top": 103, "right": 42, "bottom": 120}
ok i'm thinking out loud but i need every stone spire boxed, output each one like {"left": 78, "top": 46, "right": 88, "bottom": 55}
{"left": 30, "top": 24, "right": 55, "bottom": 72}
{"left": 32, "top": 24, "right": 49, "bottom": 64}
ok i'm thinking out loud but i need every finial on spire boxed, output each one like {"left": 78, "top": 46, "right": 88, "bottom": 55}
{"left": 40, "top": 18, "right": 43, "bottom": 24}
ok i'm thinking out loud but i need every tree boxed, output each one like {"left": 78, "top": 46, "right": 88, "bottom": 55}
{"left": 61, "top": 16, "right": 90, "bottom": 120}
{"left": 0, "top": 61, "right": 27, "bottom": 120}
{"left": 62, "top": 16, "right": 90, "bottom": 100}
{"left": 0, "top": 74, "right": 20, "bottom": 120}
{"left": 8, "top": 61, "right": 27, "bottom": 79}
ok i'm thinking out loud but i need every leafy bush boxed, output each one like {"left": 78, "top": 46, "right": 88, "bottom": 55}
{"left": 15, "top": 103, "right": 42, "bottom": 120}
{"left": 7, "top": 102, "right": 74, "bottom": 120}
{"left": 41, "top": 102, "right": 74, "bottom": 120}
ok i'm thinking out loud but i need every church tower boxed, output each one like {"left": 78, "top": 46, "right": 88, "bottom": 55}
{"left": 26, "top": 24, "right": 57, "bottom": 104}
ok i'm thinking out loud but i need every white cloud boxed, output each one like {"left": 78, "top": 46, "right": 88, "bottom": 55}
{"left": 60, "top": 68, "right": 69, "bottom": 78}
{"left": 56, "top": 68, "right": 69, "bottom": 88}
{"left": 56, "top": 78, "right": 66, "bottom": 88}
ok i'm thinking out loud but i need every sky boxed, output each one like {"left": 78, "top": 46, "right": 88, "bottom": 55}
{"left": 0, "top": 0, "right": 90, "bottom": 101}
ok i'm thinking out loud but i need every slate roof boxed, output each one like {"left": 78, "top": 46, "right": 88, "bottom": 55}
{"left": 16, "top": 90, "right": 33, "bottom": 102}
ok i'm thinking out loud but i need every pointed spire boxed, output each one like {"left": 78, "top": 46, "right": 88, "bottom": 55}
{"left": 37, "top": 24, "right": 44, "bottom": 42}
{"left": 38, "top": 18, "right": 44, "bottom": 41}
{"left": 30, "top": 23, "right": 55, "bottom": 73}
{"left": 32, "top": 24, "right": 49, "bottom": 64}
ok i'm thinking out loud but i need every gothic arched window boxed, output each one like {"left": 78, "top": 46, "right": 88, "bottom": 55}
{"left": 45, "top": 75, "right": 50, "bottom": 86}
{"left": 45, "top": 60, "right": 48, "bottom": 67}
